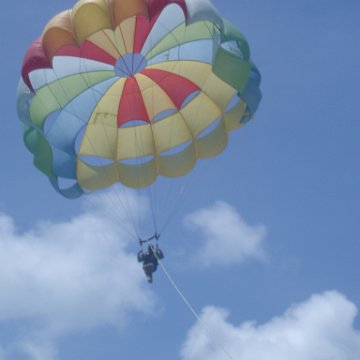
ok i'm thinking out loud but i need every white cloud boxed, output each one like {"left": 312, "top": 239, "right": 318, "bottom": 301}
{"left": 180, "top": 291, "right": 360, "bottom": 360}
{"left": 184, "top": 201, "right": 267, "bottom": 267}
{"left": 0, "top": 190, "right": 156, "bottom": 359}
{"left": 18, "top": 339, "right": 57, "bottom": 360}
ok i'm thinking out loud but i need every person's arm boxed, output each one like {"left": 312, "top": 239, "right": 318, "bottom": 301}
{"left": 137, "top": 251, "right": 143, "bottom": 262}
{"left": 156, "top": 249, "right": 164, "bottom": 259}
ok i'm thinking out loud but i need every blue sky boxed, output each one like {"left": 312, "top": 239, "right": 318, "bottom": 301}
{"left": 1, "top": 0, "right": 360, "bottom": 359}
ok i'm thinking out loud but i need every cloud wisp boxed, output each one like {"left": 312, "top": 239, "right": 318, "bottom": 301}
{"left": 0, "top": 190, "right": 155, "bottom": 359}
{"left": 180, "top": 291, "right": 360, "bottom": 360}
{"left": 184, "top": 201, "right": 267, "bottom": 267}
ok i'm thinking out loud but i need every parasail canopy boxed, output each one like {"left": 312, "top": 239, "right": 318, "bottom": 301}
{"left": 17, "top": 0, "right": 261, "bottom": 199}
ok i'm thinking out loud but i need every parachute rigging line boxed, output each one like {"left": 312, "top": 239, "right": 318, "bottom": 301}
{"left": 154, "top": 254, "right": 235, "bottom": 360}
{"left": 78, "top": 58, "right": 143, "bottom": 240}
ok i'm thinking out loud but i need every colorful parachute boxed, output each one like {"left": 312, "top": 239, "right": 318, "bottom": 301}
{"left": 17, "top": 0, "right": 261, "bottom": 199}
